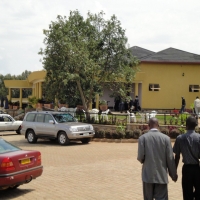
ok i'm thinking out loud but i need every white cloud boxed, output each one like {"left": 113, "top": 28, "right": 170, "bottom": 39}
{"left": 0, "top": 0, "right": 200, "bottom": 75}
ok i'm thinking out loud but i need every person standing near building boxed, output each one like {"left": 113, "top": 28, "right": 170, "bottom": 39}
{"left": 180, "top": 97, "right": 186, "bottom": 113}
{"left": 137, "top": 118, "right": 177, "bottom": 200}
{"left": 194, "top": 96, "right": 200, "bottom": 116}
{"left": 173, "top": 116, "right": 200, "bottom": 200}
{"left": 134, "top": 95, "right": 141, "bottom": 113}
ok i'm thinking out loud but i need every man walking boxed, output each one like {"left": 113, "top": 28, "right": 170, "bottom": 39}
{"left": 173, "top": 116, "right": 200, "bottom": 200}
{"left": 137, "top": 118, "right": 177, "bottom": 200}
{"left": 194, "top": 96, "right": 200, "bottom": 117}
{"left": 180, "top": 97, "right": 186, "bottom": 113}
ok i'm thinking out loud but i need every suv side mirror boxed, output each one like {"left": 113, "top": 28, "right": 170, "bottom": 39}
{"left": 49, "top": 120, "right": 54, "bottom": 124}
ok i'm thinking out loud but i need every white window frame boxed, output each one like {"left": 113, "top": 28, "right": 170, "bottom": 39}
{"left": 149, "top": 84, "right": 160, "bottom": 91}
{"left": 189, "top": 85, "right": 200, "bottom": 92}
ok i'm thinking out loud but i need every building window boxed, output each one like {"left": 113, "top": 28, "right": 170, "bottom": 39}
{"left": 149, "top": 84, "right": 160, "bottom": 91}
{"left": 189, "top": 85, "right": 200, "bottom": 92}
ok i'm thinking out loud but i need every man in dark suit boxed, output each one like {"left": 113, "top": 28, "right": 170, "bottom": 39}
{"left": 137, "top": 118, "right": 178, "bottom": 200}
{"left": 173, "top": 116, "right": 200, "bottom": 200}
{"left": 180, "top": 97, "right": 186, "bottom": 113}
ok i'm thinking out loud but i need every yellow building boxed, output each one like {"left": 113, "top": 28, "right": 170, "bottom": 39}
{"left": 131, "top": 46, "right": 200, "bottom": 110}
{"left": 4, "top": 47, "right": 200, "bottom": 110}
{"left": 4, "top": 70, "right": 46, "bottom": 108}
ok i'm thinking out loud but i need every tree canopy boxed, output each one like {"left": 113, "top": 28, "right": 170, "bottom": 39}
{"left": 39, "top": 10, "right": 139, "bottom": 110}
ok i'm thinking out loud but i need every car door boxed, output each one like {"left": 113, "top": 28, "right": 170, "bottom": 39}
{"left": 2, "top": 115, "right": 15, "bottom": 131}
{"left": 0, "top": 116, "right": 7, "bottom": 131}
{"left": 42, "top": 114, "right": 56, "bottom": 137}
{"left": 34, "top": 114, "right": 45, "bottom": 135}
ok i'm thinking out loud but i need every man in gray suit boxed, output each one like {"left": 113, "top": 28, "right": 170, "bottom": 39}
{"left": 137, "top": 118, "right": 178, "bottom": 200}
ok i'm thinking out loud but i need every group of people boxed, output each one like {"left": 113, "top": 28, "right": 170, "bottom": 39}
{"left": 138, "top": 116, "right": 200, "bottom": 200}
{"left": 114, "top": 96, "right": 141, "bottom": 113}
{"left": 180, "top": 96, "right": 200, "bottom": 116}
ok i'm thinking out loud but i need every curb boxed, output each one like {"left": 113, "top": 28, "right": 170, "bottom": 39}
{"left": 92, "top": 138, "right": 176, "bottom": 143}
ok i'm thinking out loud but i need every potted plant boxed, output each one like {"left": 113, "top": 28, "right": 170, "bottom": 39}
{"left": 99, "top": 100, "right": 108, "bottom": 111}
{"left": 58, "top": 99, "right": 68, "bottom": 109}
{"left": 28, "top": 96, "right": 38, "bottom": 108}
{"left": 13, "top": 101, "right": 19, "bottom": 110}
{"left": 8, "top": 100, "right": 13, "bottom": 109}
{"left": 44, "top": 99, "right": 54, "bottom": 109}
{"left": 37, "top": 98, "right": 44, "bottom": 109}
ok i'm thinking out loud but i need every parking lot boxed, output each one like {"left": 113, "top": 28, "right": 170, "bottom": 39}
{"left": 0, "top": 132, "right": 183, "bottom": 200}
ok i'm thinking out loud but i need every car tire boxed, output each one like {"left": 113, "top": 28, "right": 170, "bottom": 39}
{"left": 16, "top": 126, "right": 21, "bottom": 134}
{"left": 58, "top": 132, "right": 70, "bottom": 145}
{"left": 81, "top": 138, "right": 91, "bottom": 144}
{"left": 27, "top": 130, "right": 38, "bottom": 144}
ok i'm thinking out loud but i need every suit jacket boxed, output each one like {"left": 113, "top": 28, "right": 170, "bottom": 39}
{"left": 137, "top": 130, "right": 177, "bottom": 184}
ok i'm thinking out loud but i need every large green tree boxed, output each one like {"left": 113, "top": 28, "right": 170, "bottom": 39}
{"left": 39, "top": 10, "right": 139, "bottom": 110}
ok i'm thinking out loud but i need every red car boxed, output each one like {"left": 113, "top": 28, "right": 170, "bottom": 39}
{"left": 0, "top": 138, "right": 43, "bottom": 190}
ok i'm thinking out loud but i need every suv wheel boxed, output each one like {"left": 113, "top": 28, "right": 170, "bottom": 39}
{"left": 58, "top": 132, "right": 70, "bottom": 145}
{"left": 81, "top": 138, "right": 91, "bottom": 144}
{"left": 27, "top": 130, "right": 38, "bottom": 144}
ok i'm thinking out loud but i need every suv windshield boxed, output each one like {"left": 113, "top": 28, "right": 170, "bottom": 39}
{"left": 52, "top": 113, "right": 76, "bottom": 123}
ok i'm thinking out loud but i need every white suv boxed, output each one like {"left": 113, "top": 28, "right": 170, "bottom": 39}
{"left": 21, "top": 111, "right": 95, "bottom": 145}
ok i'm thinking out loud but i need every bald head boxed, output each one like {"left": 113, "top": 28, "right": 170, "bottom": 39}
{"left": 148, "top": 117, "right": 159, "bottom": 129}
{"left": 186, "top": 116, "right": 197, "bottom": 130}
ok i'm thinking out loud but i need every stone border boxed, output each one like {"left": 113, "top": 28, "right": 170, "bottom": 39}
{"left": 92, "top": 138, "right": 176, "bottom": 143}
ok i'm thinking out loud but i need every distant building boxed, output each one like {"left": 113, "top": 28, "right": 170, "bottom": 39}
{"left": 101, "top": 46, "right": 200, "bottom": 110}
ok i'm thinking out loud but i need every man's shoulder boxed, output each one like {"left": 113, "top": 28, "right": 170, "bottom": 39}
{"left": 140, "top": 130, "right": 170, "bottom": 140}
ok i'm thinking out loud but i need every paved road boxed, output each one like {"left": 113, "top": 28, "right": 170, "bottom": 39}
{"left": 0, "top": 132, "right": 183, "bottom": 200}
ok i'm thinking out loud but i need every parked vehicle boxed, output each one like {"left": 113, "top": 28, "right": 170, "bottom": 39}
{"left": 0, "top": 138, "right": 43, "bottom": 190}
{"left": 21, "top": 111, "right": 95, "bottom": 145}
{"left": 0, "top": 114, "right": 22, "bottom": 134}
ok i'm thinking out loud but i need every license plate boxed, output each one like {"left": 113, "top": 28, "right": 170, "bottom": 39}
{"left": 84, "top": 133, "right": 89, "bottom": 136}
{"left": 21, "top": 158, "right": 31, "bottom": 165}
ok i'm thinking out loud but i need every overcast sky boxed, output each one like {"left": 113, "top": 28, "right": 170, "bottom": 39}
{"left": 0, "top": 0, "right": 200, "bottom": 76}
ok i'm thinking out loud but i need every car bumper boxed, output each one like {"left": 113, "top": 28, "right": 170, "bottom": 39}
{"left": 67, "top": 131, "right": 95, "bottom": 139}
{"left": 0, "top": 165, "right": 43, "bottom": 188}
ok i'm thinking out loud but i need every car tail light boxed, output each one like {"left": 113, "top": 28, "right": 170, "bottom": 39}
{"left": 1, "top": 157, "right": 15, "bottom": 171}
{"left": 37, "top": 153, "right": 41, "bottom": 165}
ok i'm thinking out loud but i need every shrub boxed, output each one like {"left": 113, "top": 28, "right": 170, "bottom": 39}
{"left": 125, "top": 130, "right": 133, "bottom": 139}
{"left": 169, "top": 129, "right": 181, "bottom": 139}
{"left": 94, "top": 129, "right": 105, "bottom": 138}
{"left": 105, "top": 129, "right": 113, "bottom": 139}
{"left": 142, "top": 130, "right": 149, "bottom": 135}
{"left": 160, "top": 128, "right": 169, "bottom": 136}
{"left": 195, "top": 126, "right": 200, "bottom": 134}
{"left": 112, "top": 132, "right": 119, "bottom": 139}
{"left": 133, "top": 129, "right": 142, "bottom": 139}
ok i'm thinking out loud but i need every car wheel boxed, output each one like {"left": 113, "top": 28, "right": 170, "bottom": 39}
{"left": 58, "top": 132, "right": 70, "bottom": 145}
{"left": 27, "top": 130, "right": 38, "bottom": 144}
{"left": 81, "top": 138, "right": 91, "bottom": 144}
{"left": 16, "top": 126, "right": 21, "bottom": 134}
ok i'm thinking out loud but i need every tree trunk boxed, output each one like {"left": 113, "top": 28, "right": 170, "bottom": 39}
{"left": 76, "top": 80, "right": 87, "bottom": 111}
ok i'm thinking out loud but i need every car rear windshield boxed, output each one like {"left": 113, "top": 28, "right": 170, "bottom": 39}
{"left": 0, "top": 139, "right": 21, "bottom": 154}
{"left": 52, "top": 113, "right": 76, "bottom": 123}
